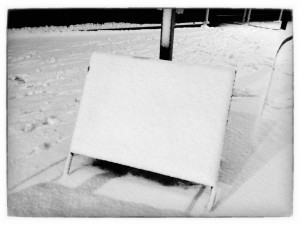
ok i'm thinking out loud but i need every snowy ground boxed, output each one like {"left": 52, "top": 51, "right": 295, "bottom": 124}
{"left": 7, "top": 21, "right": 293, "bottom": 217}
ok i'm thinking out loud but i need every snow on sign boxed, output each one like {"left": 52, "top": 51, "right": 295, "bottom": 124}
{"left": 64, "top": 52, "right": 236, "bottom": 211}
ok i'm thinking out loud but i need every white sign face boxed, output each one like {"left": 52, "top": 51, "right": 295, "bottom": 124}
{"left": 70, "top": 52, "right": 235, "bottom": 187}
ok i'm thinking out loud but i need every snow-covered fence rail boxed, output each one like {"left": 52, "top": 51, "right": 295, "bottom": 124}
{"left": 209, "top": 9, "right": 290, "bottom": 26}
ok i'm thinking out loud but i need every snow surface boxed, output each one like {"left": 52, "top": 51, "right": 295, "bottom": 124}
{"left": 7, "top": 22, "right": 203, "bottom": 34}
{"left": 8, "top": 23, "right": 161, "bottom": 33}
{"left": 71, "top": 52, "right": 235, "bottom": 187}
{"left": 7, "top": 21, "right": 293, "bottom": 217}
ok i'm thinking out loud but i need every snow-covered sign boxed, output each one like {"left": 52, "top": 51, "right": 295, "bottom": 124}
{"left": 65, "top": 52, "right": 236, "bottom": 211}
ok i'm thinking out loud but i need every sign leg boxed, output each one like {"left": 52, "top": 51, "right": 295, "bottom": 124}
{"left": 63, "top": 152, "right": 74, "bottom": 176}
{"left": 206, "top": 186, "right": 217, "bottom": 212}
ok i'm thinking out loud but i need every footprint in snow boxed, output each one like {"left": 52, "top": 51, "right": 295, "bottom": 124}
{"left": 56, "top": 136, "right": 66, "bottom": 144}
{"left": 42, "top": 142, "right": 51, "bottom": 150}
{"left": 24, "top": 54, "right": 33, "bottom": 59}
{"left": 23, "top": 51, "right": 38, "bottom": 60}
{"left": 43, "top": 116, "right": 60, "bottom": 125}
{"left": 13, "top": 74, "right": 29, "bottom": 84}
{"left": 48, "top": 57, "right": 57, "bottom": 64}
{"left": 56, "top": 71, "right": 66, "bottom": 80}
{"left": 22, "top": 123, "right": 36, "bottom": 132}
{"left": 25, "top": 89, "right": 46, "bottom": 96}
{"left": 34, "top": 142, "right": 52, "bottom": 151}
{"left": 25, "top": 91, "right": 34, "bottom": 96}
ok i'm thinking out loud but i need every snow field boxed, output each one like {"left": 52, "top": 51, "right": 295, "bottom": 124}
{"left": 7, "top": 22, "right": 293, "bottom": 216}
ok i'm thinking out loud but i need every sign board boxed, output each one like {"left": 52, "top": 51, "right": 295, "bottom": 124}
{"left": 66, "top": 52, "right": 236, "bottom": 210}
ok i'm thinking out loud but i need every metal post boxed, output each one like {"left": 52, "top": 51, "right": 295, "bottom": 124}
{"left": 159, "top": 8, "right": 176, "bottom": 61}
{"left": 278, "top": 9, "right": 283, "bottom": 21}
{"left": 280, "top": 10, "right": 288, "bottom": 30}
{"left": 206, "top": 186, "right": 217, "bottom": 212}
{"left": 63, "top": 152, "right": 74, "bottom": 176}
{"left": 242, "top": 9, "right": 247, "bottom": 23}
{"left": 261, "top": 36, "right": 293, "bottom": 115}
{"left": 205, "top": 9, "right": 210, "bottom": 25}
{"left": 247, "top": 9, "right": 252, "bottom": 24}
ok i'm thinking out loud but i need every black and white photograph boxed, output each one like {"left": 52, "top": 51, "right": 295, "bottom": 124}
{"left": 4, "top": 1, "right": 295, "bottom": 218}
